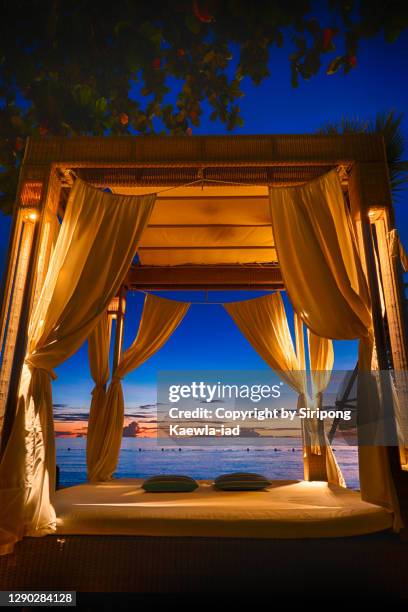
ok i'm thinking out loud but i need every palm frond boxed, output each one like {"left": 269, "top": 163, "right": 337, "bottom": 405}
{"left": 318, "top": 110, "right": 408, "bottom": 202}
{"left": 373, "top": 111, "right": 407, "bottom": 198}
{"left": 317, "top": 117, "right": 369, "bottom": 134}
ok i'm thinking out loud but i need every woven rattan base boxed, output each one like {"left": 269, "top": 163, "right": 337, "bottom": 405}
{"left": 0, "top": 532, "right": 407, "bottom": 596}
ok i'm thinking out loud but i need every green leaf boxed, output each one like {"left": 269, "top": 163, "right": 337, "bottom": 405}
{"left": 73, "top": 84, "right": 93, "bottom": 107}
{"left": 114, "top": 20, "right": 132, "bottom": 37}
{"left": 95, "top": 97, "right": 107, "bottom": 115}
{"left": 176, "top": 109, "right": 186, "bottom": 123}
{"left": 185, "top": 14, "right": 201, "bottom": 35}
{"left": 384, "top": 24, "right": 401, "bottom": 44}
{"left": 203, "top": 50, "right": 215, "bottom": 64}
{"left": 10, "top": 115, "right": 24, "bottom": 130}
{"left": 290, "top": 64, "right": 298, "bottom": 88}
{"left": 275, "top": 31, "right": 284, "bottom": 48}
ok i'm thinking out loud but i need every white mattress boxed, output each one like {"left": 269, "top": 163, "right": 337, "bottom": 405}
{"left": 55, "top": 479, "right": 393, "bottom": 539}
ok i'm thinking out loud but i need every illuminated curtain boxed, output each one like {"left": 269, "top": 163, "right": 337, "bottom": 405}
{"left": 224, "top": 292, "right": 344, "bottom": 486}
{"left": 225, "top": 292, "right": 307, "bottom": 397}
{"left": 308, "top": 330, "right": 345, "bottom": 487}
{"left": 269, "top": 169, "right": 401, "bottom": 528}
{"left": 87, "top": 294, "right": 189, "bottom": 482}
{"left": 293, "top": 311, "right": 316, "bottom": 454}
{"left": 33, "top": 211, "right": 61, "bottom": 311}
{"left": 86, "top": 311, "right": 112, "bottom": 473}
{"left": 0, "top": 179, "right": 155, "bottom": 555}
{"left": 294, "top": 312, "right": 342, "bottom": 483}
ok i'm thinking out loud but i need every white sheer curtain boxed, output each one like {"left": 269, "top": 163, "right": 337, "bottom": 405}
{"left": 0, "top": 179, "right": 155, "bottom": 554}
{"left": 87, "top": 294, "right": 189, "bottom": 482}
{"left": 269, "top": 169, "right": 401, "bottom": 528}
{"left": 225, "top": 292, "right": 344, "bottom": 486}
{"left": 86, "top": 311, "right": 112, "bottom": 475}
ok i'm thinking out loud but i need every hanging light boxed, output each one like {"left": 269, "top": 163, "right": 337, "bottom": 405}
{"left": 23, "top": 209, "right": 39, "bottom": 222}
{"left": 108, "top": 296, "right": 120, "bottom": 319}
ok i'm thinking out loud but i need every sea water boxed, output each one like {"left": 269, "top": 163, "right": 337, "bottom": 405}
{"left": 56, "top": 437, "right": 360, "bottom": 490}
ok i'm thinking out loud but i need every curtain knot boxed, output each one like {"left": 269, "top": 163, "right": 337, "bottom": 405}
{"left": 24, "top": 358, "right": 57, "bottom": 381}
{"left": 91, "top": 383, "right": 106, "bottom": 397}
{"left": 315, "top": 391, "right": 323, "bottom": 410}
{"left": 297, "top": 393, "right": 306, "bottom": 409}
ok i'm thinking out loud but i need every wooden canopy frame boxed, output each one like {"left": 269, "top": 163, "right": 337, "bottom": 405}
{"left": 0, "top": 134, "right": 407, "bottom": 514}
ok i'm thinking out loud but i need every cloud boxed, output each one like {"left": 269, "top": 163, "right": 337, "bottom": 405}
{"left": 55, "top": 430, "right": 75, "bottom": 437}
{"left": 124, "top": 412, "right": 155, "bottom": 420}
{"left": 123, "top": 421, "right": 139, "bottom": 437}
{"left": 54, "top": 412, "right": 89, "bottom": 422}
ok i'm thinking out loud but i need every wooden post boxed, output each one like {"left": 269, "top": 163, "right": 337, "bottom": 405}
{"left": 0, "top": 208, "right": 21, "bottom": 350}
{"left": 112, "top": 287, "right": 127, "bottom": 373}
{"left": 360, "top": 218, "right": 390, "bottom": 370}
{"left": 0, "top": 214, "right": 34, "bottom": 423}
{"left": 373, "top": 217, "right": 408, "bottom": 465}
{"left": 0, "top": 169, "right": 53, "bottom": 457}
{"left": 360, "top": 213, "right": 408, "bottom": 521}
{"left": 0, "top": 219, "right": 41, "bottom": 457}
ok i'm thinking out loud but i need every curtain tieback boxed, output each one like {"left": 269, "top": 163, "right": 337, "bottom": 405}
{"left": 24, "top": 358, "right": 57, "bottom": 381}
{"left": 297, "top": 393, "right": 306, "bottom": 409}
{"left": 91, "top": 383, "right": 107, "bottom": 397}
{"left": 315, "top": 391, "right": 323, "bottom": 410}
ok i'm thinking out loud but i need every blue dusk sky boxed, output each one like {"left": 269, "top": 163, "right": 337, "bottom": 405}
{"left": 1, "top": 21, "right": 407, "bottom": 425}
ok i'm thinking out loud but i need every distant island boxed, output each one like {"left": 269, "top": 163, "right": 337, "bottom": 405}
{"left": 240, "top": 428, "right": 260, "bottom": 438}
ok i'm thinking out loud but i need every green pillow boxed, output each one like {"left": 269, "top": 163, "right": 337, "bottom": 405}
{"left": 142, "top": 475, "right": 199, "bottom": 493}
{"left": 214, "top": 472, "right": 270, "bottom": 491}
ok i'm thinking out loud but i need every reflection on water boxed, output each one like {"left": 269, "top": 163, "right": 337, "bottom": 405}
{"left": 56, "top": 437, "right": 360, "bottom": 490}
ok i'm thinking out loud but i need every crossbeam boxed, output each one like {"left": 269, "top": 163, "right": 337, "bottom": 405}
{"left": 125, "top": 265, "right": 283, "bottom": 291}
{"left": 138, "top": 246, "right": 273, "bottom": 250}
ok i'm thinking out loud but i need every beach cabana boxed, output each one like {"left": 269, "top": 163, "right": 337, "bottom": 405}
{"left": 0, "top": 135, "right": 407, "bottom": 565}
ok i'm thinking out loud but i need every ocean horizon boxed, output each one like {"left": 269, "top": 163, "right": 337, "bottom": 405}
{"left": 56, "top": 436, "right": 360, "bottom": 490}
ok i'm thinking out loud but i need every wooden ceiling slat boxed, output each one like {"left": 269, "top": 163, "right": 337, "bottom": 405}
{"left": 125, "top": 264, "right": 283, "bottom": 291}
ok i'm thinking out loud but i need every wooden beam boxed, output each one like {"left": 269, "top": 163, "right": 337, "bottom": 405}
{"left": 125, "top": 265, "right": 283, "bottom": 291}
{"left": 25, "top": 134, "right": 388, "bottom": 167}
{"left": 138, "top": 246, "right": 274, "bottom": 251}
{"left": 146, "top": 224, "right": 273, "bottom": 228}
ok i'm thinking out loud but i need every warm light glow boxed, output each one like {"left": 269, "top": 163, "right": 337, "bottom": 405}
{"left": 108, "top": 296, "right": 119, "bottom": 314}
{"left": 0, "top": 219, "right": 35, "bottom": 417}
{"left": 23, "top": 209, "right": 39, "bottom": 222}
{"left": 368, "top": 206, "right": 386, "bottom": 221}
